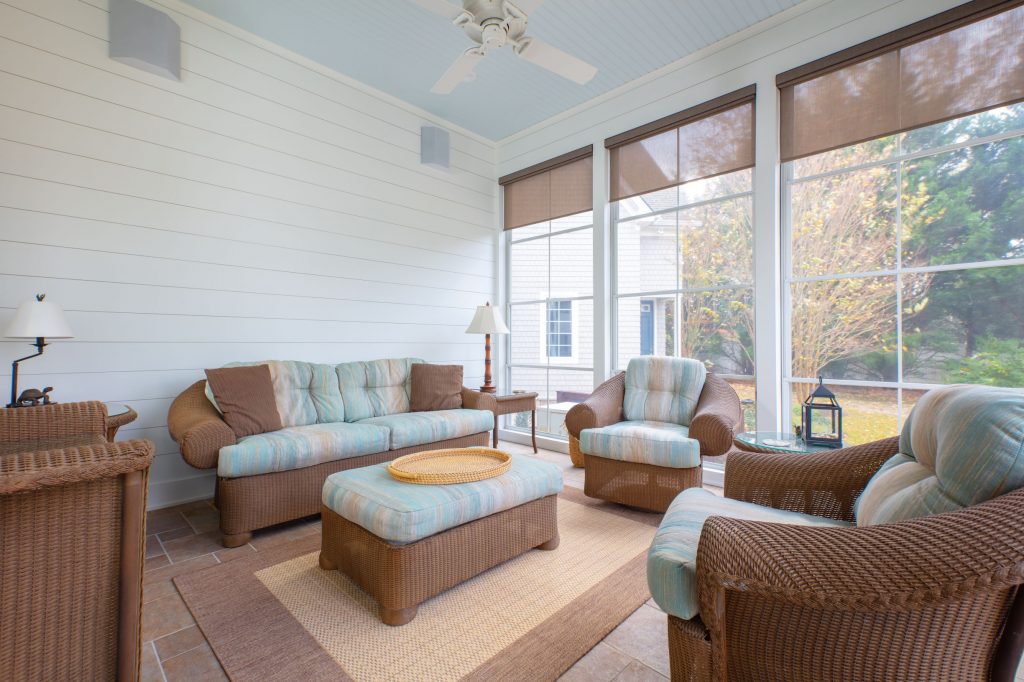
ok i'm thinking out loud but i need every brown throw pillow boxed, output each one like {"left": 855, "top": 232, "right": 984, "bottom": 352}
{"left": 204, "top": 364, "right": 283, "bottom": 438}
{"left": 410, "top": 364, "right": 463, "bottom": 412}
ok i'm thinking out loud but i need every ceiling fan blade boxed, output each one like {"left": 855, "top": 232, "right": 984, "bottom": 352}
{"left": 431, "top": 49, "right": 484, "bottom": 94}
{"left": 409, "top": 0, "right": 469, "bottom": 22}
{"left": 514, "top": 37, "right": 597, "bottom": 85}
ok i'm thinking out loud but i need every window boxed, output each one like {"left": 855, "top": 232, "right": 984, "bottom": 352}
{"left": 608, "top": 88, "right": 758, "bottom": 444}
{"left": 779, "top": 3, "right": 1024, "bottom": 445}
{"left": 501, "top": 148, "right": 594, "bottom": 440}
{"left": 546, "top": 300, "right": 572, "bottom": 358}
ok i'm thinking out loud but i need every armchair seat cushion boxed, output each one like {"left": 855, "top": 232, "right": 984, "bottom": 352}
{"left": 217, "top": 422, "right": 390, "bottom": 478}
{"left": 647, "top": 488, "right": 850, "bottom": 620}
{"left": 580, "top": 420, "right": 700, "bottom": 468}
{"left": 358, "top": 409, "right": 494, "bottom": 450}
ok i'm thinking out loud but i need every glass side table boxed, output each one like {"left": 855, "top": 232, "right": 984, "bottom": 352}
{"left": 104, "top": 403, "right": 138, "bottom": 442}
{"left": 733, "top": 431, "right": 834, "bottom": 455}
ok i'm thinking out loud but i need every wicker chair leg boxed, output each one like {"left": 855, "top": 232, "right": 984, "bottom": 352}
{"left": 221, "top": 531, "right": 252, "bottom": 548}
{"left": 667, "top": 614, "right": 712, "bottom": 682}
{"left": 537, "top": 534, "right": 560, "bottom": 550}
{"left": 381, "top": 606, "right": 418, "bottom": 626}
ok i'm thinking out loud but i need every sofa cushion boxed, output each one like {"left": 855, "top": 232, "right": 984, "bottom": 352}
{"left": 337, "top": 358, "right": 422, "bottom": 422}
{"left": 205, "top": 360, "right": 343, "bottom": 427}
{"left": 358, "top": 409, "right": 494, "bottom": 450}
{"left": 623, "top": 357, "right": 706, "bottom": 426}
{"left": 856, "top": 384, "right": 1024, "bottom": 526}
{"left": 217, "top": 422, "right": 389, "bottom": 478}
{"left": 580, "top": 420, "right": 700, "bottom": 468}
{"left": 409, "top": 363, "right": 463, "bottom": 411}
{"left": 648, "top": 488, "right": 850, "bottom": 620}
{"left": 204, "top": 364, "right": 282, "bottom": 438}
{"left": 321, "top": 453, "right": 562, "bottom": 543}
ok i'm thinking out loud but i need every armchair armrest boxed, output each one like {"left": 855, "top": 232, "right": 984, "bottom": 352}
{"left": 0, "top": 401, "right": 107, "bottom": 442}
{"left": 695, "top": 490, "right": 1024, "bottom": 679}
{"left": 0, "top": 439, "right": 155, "bottom": 495}
{"left": 724, "top": 436, "right": 898, "bottom": 522}
{"left": 461, "top": 387, "right": 497, "bottom": 413}
{"left": 689, "top": 374, "right": 741, "bottom": 457}
{"left": 564, "top": 372, "right": 625, "bottom": 439}
{"left": 167, "top": 381, "right": 235, "bottom": 470}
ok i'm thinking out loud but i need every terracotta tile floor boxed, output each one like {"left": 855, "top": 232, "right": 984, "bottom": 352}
{"left": 141, "top": 441, "right": 702, "bottom": 681}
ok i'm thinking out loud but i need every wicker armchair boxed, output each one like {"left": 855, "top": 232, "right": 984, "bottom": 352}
{"left": 664, "top": 437, "right": 1024, "bottom": 681}
{"left": 0, "top": 402, "right": 155, "bottom": 682}
{"left": 565, "top": 362, "right": 741, "bottom": 512}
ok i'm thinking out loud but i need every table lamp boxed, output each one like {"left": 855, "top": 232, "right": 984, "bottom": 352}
{"left": 465, "top": 302, "right": 509, "bottom": 394}
{"left": 5, "top": 294, "right": 73, "bottom": 408}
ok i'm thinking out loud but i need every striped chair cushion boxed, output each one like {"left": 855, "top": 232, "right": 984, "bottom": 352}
{"left": 622, "top": 357, "right": 706, "bottom": 427}
{"left": 358, "top": 409, "right": 493, "bottom": 450}
{"left": 648, "top": 488, "right": 850, "bottom": 620}
{"left": 322, "top": 454, "right": 563, "bottom": 543}
{"left": 856, "top": 384, "right": 1024, "bottom": 526}
{"left": 580, "top": 420, "right": 700, "bottom": 468}
{"left": 217, "top": 422, "right": 390, "bottom": 478}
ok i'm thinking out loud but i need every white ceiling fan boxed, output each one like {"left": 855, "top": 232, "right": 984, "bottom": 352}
{"left": 411, "top": 0, "right": 598, "bottom": 94}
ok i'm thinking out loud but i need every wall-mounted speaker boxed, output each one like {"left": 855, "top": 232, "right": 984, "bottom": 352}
{"left": 109, "top": 0, "right": 181, "bottom": 81}
{"left": 421, "top": 126, "right": 451, "bottom": 171}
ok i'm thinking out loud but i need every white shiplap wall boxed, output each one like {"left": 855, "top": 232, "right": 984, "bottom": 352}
{"left": 0, "top": 0, "right": 498, "bottom": 508}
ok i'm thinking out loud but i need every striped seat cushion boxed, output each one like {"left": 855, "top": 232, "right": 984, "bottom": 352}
{"left": 358, "top": 409, "right": 493, "bottom": 450}
{"left": 322, "top": 454, "right": 563, "bottom": 543}
{"left": 856, "top": 384, "right": 1024, "bottom": 526}
{"left": 217, "top": 422, "right": 389, "bottom": 478}
{"left": 647, "top": 488, "right": 850, "bottom": 620}
{"left": 623, "top": 357, "right": 706, "bottom": 427}
{"left": 580, "top": 420, "right": 700, "bottom": 468}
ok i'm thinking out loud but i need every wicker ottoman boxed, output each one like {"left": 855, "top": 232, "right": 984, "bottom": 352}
{"left": 318, "top": 454, "right": 563, "bottom": 625}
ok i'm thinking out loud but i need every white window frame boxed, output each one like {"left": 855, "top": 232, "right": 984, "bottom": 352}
{"left": 781, "top": 120, "right": 1024, "bottom": 427}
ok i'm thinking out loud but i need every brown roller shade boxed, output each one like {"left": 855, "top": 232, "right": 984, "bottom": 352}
{"left": 779, "top": 0, "right": 1024, "bottom": 162}
{"left": 500, "top": 146, "right": 593, "bottom": 231}
{"left": 605, "top": 86, "right": 755, "bottom": 202}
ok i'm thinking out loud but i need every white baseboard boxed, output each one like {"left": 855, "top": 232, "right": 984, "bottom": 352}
{"left": 147, "top": 472, "right": 216, "bottom": 510}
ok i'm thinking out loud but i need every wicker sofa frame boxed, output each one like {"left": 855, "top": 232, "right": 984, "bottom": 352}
{"left": 565, "top": 372, "right": 741, "bottom": 512}
{"left": 669, "top": 435, "right": 1024, "bottom": 681}
{"left": 1, "top": 402, "right": 154, "bottom": 682}
{"left": 168, "top": 381, "right": 497, "bottom": 547}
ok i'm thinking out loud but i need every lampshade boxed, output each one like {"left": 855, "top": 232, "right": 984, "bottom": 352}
{"left": 4, "top": 295, "right": 73, "bottom": 339}
{"left": 465, "top": 303, "right": 509, "bottom": 335}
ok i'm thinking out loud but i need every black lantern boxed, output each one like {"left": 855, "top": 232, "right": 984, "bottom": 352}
{"left": 801, "top": 376, "right": 843, "bottom": 448}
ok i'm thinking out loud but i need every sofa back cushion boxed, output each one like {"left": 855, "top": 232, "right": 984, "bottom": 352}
{"left": 856, "top": 384, "right": 1024, "bottom": 526}
{"left": 622, "top": 357, "right": 706, "bottom": 426}
{"left": 206, "top": 360, "right": 342, "bottom": 427}
{"left": 337, "top": 358, "right": 423, "bottom": 422}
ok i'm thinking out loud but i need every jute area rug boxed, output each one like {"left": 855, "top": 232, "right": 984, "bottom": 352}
{"left": 174, "top": 487, "right": 662, "bottom": 681}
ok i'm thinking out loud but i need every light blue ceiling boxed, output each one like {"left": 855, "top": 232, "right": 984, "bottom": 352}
{"left": 182, "top": 0, "right": 803, "bottom": 140}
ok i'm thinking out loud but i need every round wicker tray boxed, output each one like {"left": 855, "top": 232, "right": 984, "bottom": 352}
{"left": 386, "top": 447, "right": 512, "bottom": 485}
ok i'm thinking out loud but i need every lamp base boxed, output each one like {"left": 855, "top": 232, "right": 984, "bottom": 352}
{"left": 479, "top": 384, "right": 497, "bottom": 394}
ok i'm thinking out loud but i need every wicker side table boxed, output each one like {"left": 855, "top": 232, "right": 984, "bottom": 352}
{"left": 104, "top": 403, "right": 138, "bottom": 442}
{"left": 491, "top": 392, "right": 538, "bottom": 453}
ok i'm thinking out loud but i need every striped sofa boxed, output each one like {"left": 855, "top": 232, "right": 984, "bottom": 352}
{"left": 168, "top": 358, "right": 496, "bottom": 547}
{"left": 649, "top": 383, "right": 1024, "bottom": 681}
{"left": 565, "top": 357, "right": 742, "bottom": 512}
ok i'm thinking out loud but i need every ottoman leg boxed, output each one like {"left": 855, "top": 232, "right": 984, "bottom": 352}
{"left": 537, "top": 534, "right": 560, "bottom": 551}
{"left": 381, "top": 605, "right": 418, "bottom": 626}
{"left": 318, "top": 552, "right": 337, "bottom": 570}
